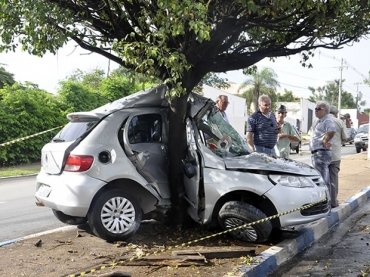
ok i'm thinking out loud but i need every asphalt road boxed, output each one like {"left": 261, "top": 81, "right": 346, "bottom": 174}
{"left": 290, "top": 142, "right": 358, "bottom": 164}
{"left": 0, "top": 176, "right": 65, "bottom": 242}
{"left": 270, "top": 200, "right": 370, "bottom": 277}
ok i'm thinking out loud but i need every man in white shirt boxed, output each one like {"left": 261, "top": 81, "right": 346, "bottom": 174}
{"left": 328, "top": 106, "right": 347, "bottom": 207}
{"left": 215, "top": 95, "right": 229, "bottom": 123}
{"left": 309, "top": 101, "right": 336, "bottom": 198}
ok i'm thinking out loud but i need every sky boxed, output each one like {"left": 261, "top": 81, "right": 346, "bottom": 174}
{"left": 1, "top": 37, "right": 370, "bottom": 111}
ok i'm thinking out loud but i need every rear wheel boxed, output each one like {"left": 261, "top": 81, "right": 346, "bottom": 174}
{"left": 218, "top": 201, "right": 272, "bottom": 243}
{"left": 52, "top": 209, "right": 87, "bottom": 225}
{"left": 88, "top": 189, "right": 142, "bottom": 242}
{"left": 356, "top": 147, "right": 361, "bottom": 153}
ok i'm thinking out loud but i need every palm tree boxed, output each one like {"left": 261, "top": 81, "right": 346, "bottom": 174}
{"left": 238, "top": 67, "right": 279, "bottom": 113}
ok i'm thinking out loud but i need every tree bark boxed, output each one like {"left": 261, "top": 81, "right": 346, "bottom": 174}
{"left": 167, "top": 92, "right": 190, "bottom": 226}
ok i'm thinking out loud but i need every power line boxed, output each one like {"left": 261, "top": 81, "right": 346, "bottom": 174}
{"left": 318, "top": 50, "right": 368, "bottom": 80}
{"left": 278, "top": 81, "right": 310, "bottom": 90}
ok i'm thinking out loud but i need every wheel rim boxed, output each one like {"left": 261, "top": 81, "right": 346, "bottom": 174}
{"left": 100, "top": 196, "right": 136, "bottom": 234}
{"left": 224, "top": 217, "right": 258, "bottom": 241}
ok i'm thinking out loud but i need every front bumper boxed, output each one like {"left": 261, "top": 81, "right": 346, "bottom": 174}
{"left": 35, "top": 170, "right": 107, "bottom": 217}
{"left": 265, "top": 182, "right": 330, "bottom": 227}
{"left": 355, "top": 141, "right": 368, "bottom": 148}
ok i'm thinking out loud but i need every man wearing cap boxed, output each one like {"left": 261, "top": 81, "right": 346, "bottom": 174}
{"left": 275, "top": 105, "right": 300, "bottom": 159}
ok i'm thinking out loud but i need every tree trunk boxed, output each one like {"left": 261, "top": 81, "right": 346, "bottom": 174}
{"left": 167, "top": 92, "right": 190, "bottom": 226}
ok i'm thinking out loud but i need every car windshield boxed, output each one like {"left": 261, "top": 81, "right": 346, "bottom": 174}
{"left": 197, "top": 106, "right": 252, "bottom": 157}
{"left": 357, "top": 125, "right": 369, "bottom": 133}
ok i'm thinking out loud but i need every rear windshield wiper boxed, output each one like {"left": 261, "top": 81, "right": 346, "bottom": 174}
{"left": 53, "top": 138, "right": 65, "bottom": 142}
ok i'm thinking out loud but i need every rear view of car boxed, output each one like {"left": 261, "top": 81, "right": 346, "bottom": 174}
{"left": 354, "top": 124, "right": 369, "bottom": 153}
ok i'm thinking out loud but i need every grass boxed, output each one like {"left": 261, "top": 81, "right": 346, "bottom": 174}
{"left": 0, "top": 164, "right": 40, "bottom": 178}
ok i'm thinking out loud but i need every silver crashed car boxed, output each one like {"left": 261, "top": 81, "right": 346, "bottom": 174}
{"left": 35, "top": 85, "right": 330, "bottom": 243}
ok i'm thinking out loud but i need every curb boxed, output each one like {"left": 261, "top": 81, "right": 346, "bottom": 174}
{"left": 232, "top": 186, "right": 370, "bottom": 277}
{"left": 0, "top": 226, "right": 76, "bottom": 247}
{"left": 0, "top": 173, "right": 38, "bottom": 180}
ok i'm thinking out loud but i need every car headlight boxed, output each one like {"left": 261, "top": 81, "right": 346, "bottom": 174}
{"left": 354, "top": 137, "right": 362, "bottom": 142}
{"left": 269, "top": 175, "right": 315, "bottom": 188}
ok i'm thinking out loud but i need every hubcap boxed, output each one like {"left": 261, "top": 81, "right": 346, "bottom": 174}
{"left": 224, "top": 217, "right": 258, "bottom": 241}
{"left": 101, "top": 197, "right": 135, "bottom": 234}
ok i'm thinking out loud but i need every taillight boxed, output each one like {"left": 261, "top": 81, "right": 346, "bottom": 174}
{"left": 64, "top": 155, "right": 94, "bottom": 172}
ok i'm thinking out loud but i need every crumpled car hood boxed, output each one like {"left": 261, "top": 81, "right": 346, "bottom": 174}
{"left": 224, "top": 152, "right": 318, "bottom": 176}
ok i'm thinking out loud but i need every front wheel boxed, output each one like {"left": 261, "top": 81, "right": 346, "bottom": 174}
{"left": 218, "top": 201, "right": 272, "bottom": 243}
{"left": 356, "top": 147, "right": 361, "bottom": 153}
{"left": 88, "top": 189, "right": 142, "bottom": 242}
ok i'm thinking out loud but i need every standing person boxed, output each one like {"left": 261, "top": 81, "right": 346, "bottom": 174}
{"left": 246, "top": 95, "right": 279, "bottom": 155}
{"left": 215, "top": 95, "right": 229, "bottom": 123}
{"left": 328, "top": 106, "right": 347, "bottom": 207}
{"left": 275, "top": 105, "right": 300, "bottom": 159}
{"left": 309, "top": 100, "right": 336, "bottom": 196}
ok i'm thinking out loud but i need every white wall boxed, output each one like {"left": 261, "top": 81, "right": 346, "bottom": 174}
{"left": 202, "top": 85, "right": 247, "bottom": 136}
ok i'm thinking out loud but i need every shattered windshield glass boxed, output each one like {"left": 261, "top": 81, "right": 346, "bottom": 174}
{"left": 197, "top": 106, "right": 252, "bottom": 157}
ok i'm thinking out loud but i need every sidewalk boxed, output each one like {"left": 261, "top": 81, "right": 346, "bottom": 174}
{"left": 243, "top": 152, "right": 370, "bottom": 277}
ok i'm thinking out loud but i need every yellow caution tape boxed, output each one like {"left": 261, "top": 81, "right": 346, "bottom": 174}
{"left": 0, "top": 126, "right": 64, "bottom": 147}
{"left": 67, "top": 198, "right": 327, "bottom": 277}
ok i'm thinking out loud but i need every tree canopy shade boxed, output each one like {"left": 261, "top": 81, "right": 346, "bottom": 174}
{"left": 2, "top": 0, "right": 370, "bottom": 224}
{"left": 2, "top": 0, "right": 370, "bottom": 92}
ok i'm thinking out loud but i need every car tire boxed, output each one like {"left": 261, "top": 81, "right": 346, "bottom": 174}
{"left": 356, "top": 147, "right": 361, "bottom": 153}
{"left": 295, "top": 143, "right": 300, "bottom": 154}
{"left": 218, "top": 201, "right": 272, "bottom": 243}
{"left": 363, "top": 147, "right": 367, "bottom": 151}
{"left": 52, "top": 209, "right": 87, "bottom": 225}
{"left": 88, "top": 189, "right": 142, "bottom": 242}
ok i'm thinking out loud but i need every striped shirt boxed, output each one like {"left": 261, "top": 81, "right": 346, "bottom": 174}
{"left": 247, "top": 111, "right": 278, "bottom": 148}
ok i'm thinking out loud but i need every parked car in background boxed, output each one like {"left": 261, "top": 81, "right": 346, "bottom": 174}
{"left": 290, "top": 126, "right": 301, "bottom": 153}
{"left": 342, "top": 127, "right": 356, "bottom": 146}
{"left": 35, "top": 85, "right": 330, "bottom": 244}
{"left": 354, "top": 124, "right": 369, "bottom": 153}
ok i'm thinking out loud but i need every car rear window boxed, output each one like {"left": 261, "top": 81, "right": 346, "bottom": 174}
{"left": 53, "top": 121, "right": 98, "bottom": 142}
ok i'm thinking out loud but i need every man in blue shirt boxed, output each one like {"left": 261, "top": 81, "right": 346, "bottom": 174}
{"left": 246, "top": 95, "right": 279, "bottom": 155}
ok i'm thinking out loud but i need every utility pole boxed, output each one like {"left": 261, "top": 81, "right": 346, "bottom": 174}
{"left": 354, "top": 82, "right": 362, "bottom": 109}
{"left": 338, "top": 58, "right": 344, "bottom": 117}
